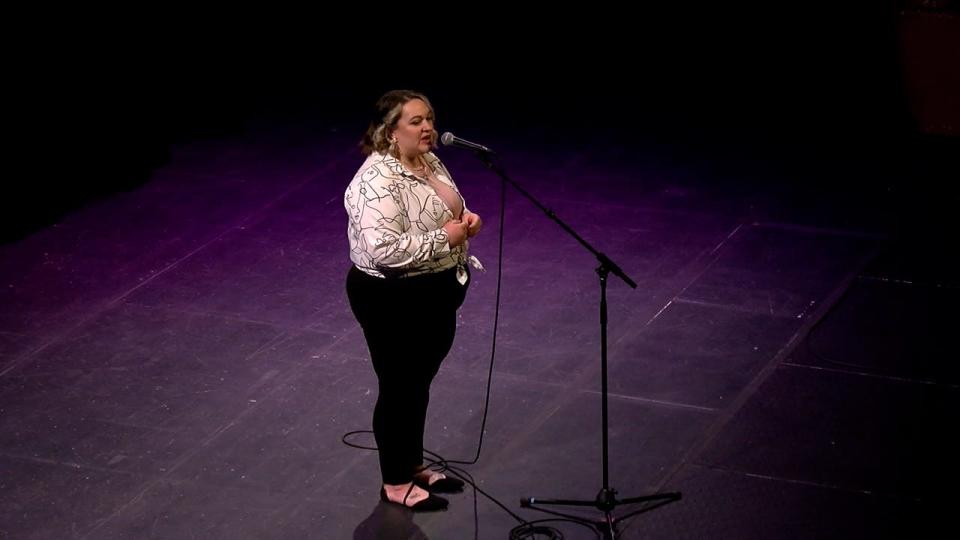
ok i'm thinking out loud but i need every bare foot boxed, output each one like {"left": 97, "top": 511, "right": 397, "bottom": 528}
{"left": 383, "top": 482, "right": 430, "bottom": 507}
{"left": 413, "top": 468, "right": 447, "bottom": 486}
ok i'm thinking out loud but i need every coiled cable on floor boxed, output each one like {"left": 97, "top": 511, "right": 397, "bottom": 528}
{"left": 343, "top": 171, "right": 590, "bottom": 539}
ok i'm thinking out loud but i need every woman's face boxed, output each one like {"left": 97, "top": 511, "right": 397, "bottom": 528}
{"left": 390, "top": 98, "right": 434, "bottom": 159}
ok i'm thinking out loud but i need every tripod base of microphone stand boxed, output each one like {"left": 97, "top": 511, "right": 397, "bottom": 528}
{"left": 520, "top": 488, "right": 681, "bottom": 540}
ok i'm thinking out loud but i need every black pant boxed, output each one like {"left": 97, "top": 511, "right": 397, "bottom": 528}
{"left": 346, "top": 265, "right": 468, "bottom": 485}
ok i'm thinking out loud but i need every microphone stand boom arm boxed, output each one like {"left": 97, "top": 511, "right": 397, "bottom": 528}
{"left": 470, "top": 150, "right": 680, "bottom": 540}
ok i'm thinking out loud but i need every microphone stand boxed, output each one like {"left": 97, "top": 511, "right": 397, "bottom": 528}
{"left": 471, "top": 150, "right": 681, "bottom": 540}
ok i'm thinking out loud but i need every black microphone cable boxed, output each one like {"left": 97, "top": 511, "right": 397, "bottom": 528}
{"left": 342, "top": 152, "right": 506, "bottom": 460}
{"left": 343, "top": 155, "right": 593, "bottom": 539}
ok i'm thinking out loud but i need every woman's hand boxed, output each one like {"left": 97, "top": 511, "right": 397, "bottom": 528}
{"left": 443, "top": 220, "right": 469, "bottom": 248}
{"left": 463, "top": 212, "right": 482, "bottom": 238}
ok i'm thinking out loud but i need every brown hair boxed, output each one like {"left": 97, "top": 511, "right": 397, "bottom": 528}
{"left": 360, "top": 89, "right": 437, "bottom": 156}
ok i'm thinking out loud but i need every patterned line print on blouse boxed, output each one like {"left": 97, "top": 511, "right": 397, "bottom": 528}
{"left": 345, "top": 152, "right": 468, "bottom": 279}
{"left": 410, "top": 161, "right": 463, "bottom": 220}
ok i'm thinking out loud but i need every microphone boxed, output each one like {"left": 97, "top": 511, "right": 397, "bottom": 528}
{"left": 440, "top": 132, "right": 494, "bottom": 154}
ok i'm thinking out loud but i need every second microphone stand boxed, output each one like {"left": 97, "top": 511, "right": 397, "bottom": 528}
{"left": 471, "top": 149, "right": 681, "bottom": 540}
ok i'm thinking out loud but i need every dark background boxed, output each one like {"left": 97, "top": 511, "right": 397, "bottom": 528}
{"left": 5, "top": 2, "right": 957, "bottom": 243}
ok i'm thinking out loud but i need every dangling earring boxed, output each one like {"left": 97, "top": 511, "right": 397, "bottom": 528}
{"left": 389, "top": 137, "right": 399, "bottom": 157}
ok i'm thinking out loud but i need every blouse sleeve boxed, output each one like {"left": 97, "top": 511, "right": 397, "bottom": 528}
{"left": 345, "top": 168, "right": 452, "bottom": 270}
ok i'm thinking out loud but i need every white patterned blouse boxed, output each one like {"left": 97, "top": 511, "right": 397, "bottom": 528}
{"left": 344, "top": 151, "right": 473, "bottom": 280}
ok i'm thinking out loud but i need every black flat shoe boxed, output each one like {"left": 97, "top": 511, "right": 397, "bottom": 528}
{"left": 380, "top": 484, "right": 449, "bottom": 512}
{"left": 413, "top": 470, "right": 465, "bottom": 494}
